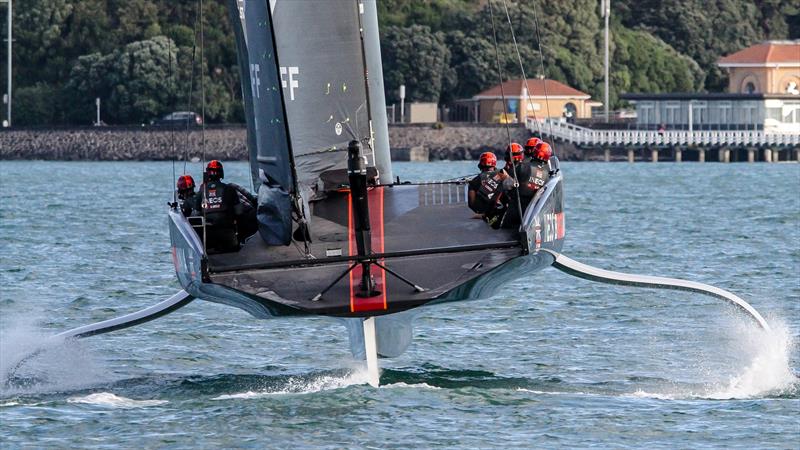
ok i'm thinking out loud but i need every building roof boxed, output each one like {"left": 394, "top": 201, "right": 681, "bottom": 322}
{"left": 718, "top": 41, "right": 800, "bottom": 67}
{"left": 473, "top": 78, "right": 591, "bottom": 99}
{"left": 621, "top": 93, "right": 798, "bottom": 101}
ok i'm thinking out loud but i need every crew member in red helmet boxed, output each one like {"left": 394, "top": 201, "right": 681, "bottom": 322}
{"left": 194, "top": 160, "right": 242, "bottom": 251}
{"left": 176, "top": 174, "right": 198, "bottom": 217}
{"left": 468, "top": 151, "right": 508, "bottom": 227}
{"left": 502, "top": 141, "right": 553, "bottom": 227}
{"left": 523, "top": 137, "right": 542, "bottom": 161}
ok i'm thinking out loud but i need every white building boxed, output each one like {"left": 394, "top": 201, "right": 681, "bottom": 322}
{"left": 623, "top": 41, "right": 800, "bottom": 134}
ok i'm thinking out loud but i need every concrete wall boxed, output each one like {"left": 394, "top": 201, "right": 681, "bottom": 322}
{"left": 0, "top": 124, "right": 543, "bottom": 162}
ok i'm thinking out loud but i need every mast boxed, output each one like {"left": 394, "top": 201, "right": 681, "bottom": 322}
{"left": 360, "top": 0, "right": 393, "bottom": 182}
{"left": 265, "top": 0, "right": 300, "bottom": 196}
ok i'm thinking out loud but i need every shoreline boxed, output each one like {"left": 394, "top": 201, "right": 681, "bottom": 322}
{"left": 1, "top": 124, "right": 795, "bottom": 162}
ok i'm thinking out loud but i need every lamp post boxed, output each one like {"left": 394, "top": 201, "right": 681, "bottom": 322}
{"left": 399, "top": 84, "right": 405, "bottom": 124}
{"left": 601, "top": 0, "right": 610, "bottom": 123}
{"left": 2, "top": 0, "right": 10, "bottom": 127}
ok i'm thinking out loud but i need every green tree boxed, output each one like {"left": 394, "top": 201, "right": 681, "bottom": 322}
{"left": 64, "top": 36, "right": 179, "bottom": 124}
{"left": 13, "top": 83, "right": 60, "bottom": 126}
{"left": 612, "top": 27, "right": 705, "bottom": 99}
{"left": 381, "top": 25, "right": 456, "bottom": 103}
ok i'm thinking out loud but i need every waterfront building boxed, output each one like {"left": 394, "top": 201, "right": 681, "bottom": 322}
{"left": 470, "top": 78, "right": 601, "bottom": 123}
{"left": 622, "top": 41, "right": 800, "bottom": 134}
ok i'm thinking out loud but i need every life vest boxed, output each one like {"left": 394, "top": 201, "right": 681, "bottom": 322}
{"left": 475, "top": 169, "right": 505, "bottom": 213}
{"left": 202, "top": 181, "right": 229, "bottom": 213}
{"left": 524, "top": 161, "right": 549, "bottom": 193}
{"left": 508, "top": 163, "right": 533, "bottom": 200}
{"left": 200, "top": 181, "right": 238, "bottom": 228}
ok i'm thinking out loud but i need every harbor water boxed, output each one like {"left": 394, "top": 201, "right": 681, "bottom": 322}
{"left": 1, "top": 161, "right": 798, "bottom": 448}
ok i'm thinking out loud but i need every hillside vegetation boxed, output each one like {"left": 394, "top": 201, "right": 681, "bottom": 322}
{"left": 2, "top": 0, "right": 798, "bottom": 125}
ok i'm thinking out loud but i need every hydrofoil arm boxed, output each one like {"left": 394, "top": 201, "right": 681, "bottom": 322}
{"left": 55, "top": 290, "right": 195, "bottom": 339}
{"left": 549, "top": 252, "right": 770, "bottom": 331}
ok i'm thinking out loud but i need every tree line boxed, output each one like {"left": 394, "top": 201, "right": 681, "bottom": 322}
{"left": 2, "top": 0, "right": 797, "bottom": 126}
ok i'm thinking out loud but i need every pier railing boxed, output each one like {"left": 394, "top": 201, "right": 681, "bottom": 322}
{"left": 528, "top": 118, "right": 800, "bottom": 147}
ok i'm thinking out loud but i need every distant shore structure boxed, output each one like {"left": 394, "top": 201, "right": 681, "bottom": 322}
{"left": 526, "top": 40, "right": 799, "bottom": 157}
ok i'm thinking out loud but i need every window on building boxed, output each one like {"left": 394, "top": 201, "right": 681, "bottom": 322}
{"left": 637, "top": 102, "right": 654, "bottom": 126}
{"left": 745, "top": 82, "right": 756, "bottom": 94}
{"left": 665, "top": 101, "right": 680, "bottom": 126}
{"left": 767, "top": 108, "right": 782, "bottom": 122}
{"left": 784, "top": 103, "right": 799, "bottom": 123}
{"left": 718, "top": 102, "right": 732, "bottom": 129}
{"left": 691, "top": 101, "right": 707, "bottom": 128}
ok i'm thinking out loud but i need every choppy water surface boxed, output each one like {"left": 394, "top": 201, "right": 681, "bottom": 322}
{"left": 1, "top": 160, "right": 798, "bottom": 448}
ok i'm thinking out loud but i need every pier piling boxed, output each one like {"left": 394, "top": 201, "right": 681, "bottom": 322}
{"left": 651, "top": 149, "right": 658, "bottom": 163}
{"left": 627, "top": 149, "right": 634, "bottom": 163}
{"left": 675, "top": 148, "right": 682, "bottom": 163}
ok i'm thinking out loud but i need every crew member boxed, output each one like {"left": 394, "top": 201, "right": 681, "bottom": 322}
{"left": 523, "top": 137, "right": 542, "bottom": 161}
{"left": 467, "top": 152, "right": 507, "bottom": 227}
{"left": 502, "top": 141, "right": 554, "bottom": 228}
{"left": 176, "top": 174, "right": 198, "bottom": 217}
{"left": 501, "top": 142, "right": 531, "bottom": 228}
{"left": 195, "top": 160, "right": 241, "bottom": 251}
{"left": 228, "top": 182, "right": 258, "bottom": 242}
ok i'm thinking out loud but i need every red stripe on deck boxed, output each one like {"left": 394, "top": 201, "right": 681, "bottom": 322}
{"left": 349, "top": 188, "right": 388, "bottom": 313}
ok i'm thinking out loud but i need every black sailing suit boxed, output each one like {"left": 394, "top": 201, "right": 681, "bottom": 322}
{"left": 178, "top": 191, "right": 198, "bottom": 217}
{"left": 195, "top": 179, "right": 240, "bottom": 251}
{"left": 468, "top": 169, "right": 507, "bottom": 228}
{"left": 228, "top": 182, "right": 258, "bottom": 242}
{"left": 502, "top": 159, "right": 550, "bottom": 228}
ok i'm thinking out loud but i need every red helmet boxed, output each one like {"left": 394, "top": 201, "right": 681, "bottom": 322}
{"left": 524, "top": 137, "right": 542, "bottom": 156}
{"left": 206, "top": 159, "right": 224, "bottom": 179}
{"left": 505, "top": 143, "right": 524, "bottom": 163}
{"left": 478, "top": 152, "right": 497, "bottom": 169}
{"left": 532, "top": 142, "right": 553, "bottom": 162}
{"left": 176, "top": 174, "right": 195, "bottom": 191}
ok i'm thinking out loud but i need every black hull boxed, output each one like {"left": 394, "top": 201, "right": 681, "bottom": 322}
{"left": 168, "top": 173, "right": 565, "bottom": 319}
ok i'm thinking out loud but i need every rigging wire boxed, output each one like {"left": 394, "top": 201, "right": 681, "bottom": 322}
{"left": 499, "top": 0, "right": 542, "bottom": 138}
{"left": 487, "top": 0, "right": 524, "bottom": 224}
{"left": 169, "top": 37, "right": 177, "bottom": 204}
{"left": 183, "top": 8, "right": 201, "bottom": 174}
{"left": 528, "top": 0, "right": 557, "bottom": 144}
{"left": 198, "top": 0, "right": 208, "bottom": 256}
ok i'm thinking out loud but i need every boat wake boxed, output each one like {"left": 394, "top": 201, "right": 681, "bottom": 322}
{"left": 67, "top": 392, "right": 168, "bottom": 408}
{"left": 0, "top": 319, "right": 107, "bottom": 396}
{"left": 212, "top": 368, "right": 372, "bottom": 399}
{"left": 631, "top": 317, "right": 798, "bottom": 400}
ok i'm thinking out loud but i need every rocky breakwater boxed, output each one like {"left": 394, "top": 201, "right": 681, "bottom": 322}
{"left": 388, "top": 123, "right": 534, "bottom": 161}
{"left": 0, "top": 126, "right": 247, "bottom": 161}
{"left": 0, "top": 123, "right": 578, "bottom": 162}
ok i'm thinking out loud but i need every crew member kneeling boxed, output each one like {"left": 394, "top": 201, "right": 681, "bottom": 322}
{"left": 468, "top": 152, "right": 508, "bottom": 229}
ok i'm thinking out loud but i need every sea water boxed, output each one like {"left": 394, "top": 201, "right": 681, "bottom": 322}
{"left": 1, "top": 160, "right": 798, "bottom": 448}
